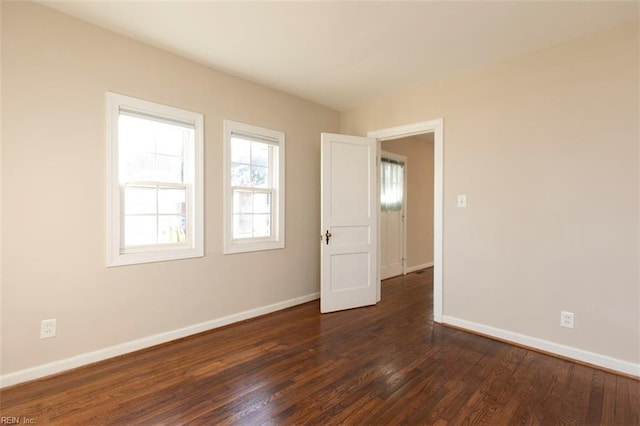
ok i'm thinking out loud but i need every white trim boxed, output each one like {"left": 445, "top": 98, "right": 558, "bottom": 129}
{"left": 0, "top": 292, "right": 319, "bottom": 388}
{"left": 442, "top": 315, "right": 640, "bottom": 378}
{"left": 368, "top": 119, "right": 444, "bottom": 323}
{"left": 369, "top": 121, "right": 438, "bottom": 140}
{"left": 106, "top": 92, "right": 204, "bottom": 267}
{"left": 223, "top": 120, "right": 285, "bottom": 254}
{"left": 405, "top": 262, "right": 434, "bottom": 274}
{"left": 376, "top": 141, "right": 382, "bottom": 302}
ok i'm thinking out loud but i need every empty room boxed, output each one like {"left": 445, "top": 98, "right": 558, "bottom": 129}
{"left": 1, "top": 1, "right": 639, "bottom": 424}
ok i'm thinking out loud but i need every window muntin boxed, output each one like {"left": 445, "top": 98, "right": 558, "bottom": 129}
{"left": 119, "top": 114, "right": 192, "bottom": 248}
{"left": 231, "top": 138, "right": 277, "bottom": 240}
{"left": 224, "top": 120, "right": 285, "bottom": 254}
{"left": 107, "top": 93, "right": 203, "bottom": 266}
{"left": 123, "top": 185, "right": 187, "bottom": 246}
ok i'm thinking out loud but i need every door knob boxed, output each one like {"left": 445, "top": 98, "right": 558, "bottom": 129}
{"left": 325, "top": 230, "right": 332, "bottom": 245}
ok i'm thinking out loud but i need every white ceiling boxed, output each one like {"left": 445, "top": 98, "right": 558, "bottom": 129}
{"left": 40, "top": 1, "right": 638, "bottom": 111}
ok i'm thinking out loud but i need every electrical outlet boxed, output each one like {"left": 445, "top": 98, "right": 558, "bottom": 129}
{"left": 40, "top": 319, "right": 57, "bottom": 339}
{"left": 560, "top": 311, "right": 574, "bottom": 329}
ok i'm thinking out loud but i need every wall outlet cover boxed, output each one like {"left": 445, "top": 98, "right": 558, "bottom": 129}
{"left": 40, "top": 319, "right": 57, "bottom": 339}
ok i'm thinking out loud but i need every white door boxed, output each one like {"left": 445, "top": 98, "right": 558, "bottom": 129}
{"left": 321, "top": 133, "right": 378, "bottom": 313}
{"left": 380, "top": 210, "right": 403, "bottom": 279}
{"left": 380, "top": 153, "right": 406, "bottom": 280}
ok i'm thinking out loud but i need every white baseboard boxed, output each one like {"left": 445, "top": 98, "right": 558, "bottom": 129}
{"left": 0, "top": 292, "right": 320, "bottom": 388}
{"left": 442, "top": 315, "right": 640, "bottom": 378}
{"left": 405, "top": 262, "right": 434, "bottom": 274}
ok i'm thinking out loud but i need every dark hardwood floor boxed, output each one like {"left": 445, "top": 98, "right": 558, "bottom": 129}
{"left": 1, "top": 269, "right": 638, "bottom": 425}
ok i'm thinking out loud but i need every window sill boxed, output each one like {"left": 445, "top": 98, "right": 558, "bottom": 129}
{"left": 223, "top": 240, "right": 284, "bottom": 255}
{"left": 107, "top": 247, "right": 203, "bottom": 267}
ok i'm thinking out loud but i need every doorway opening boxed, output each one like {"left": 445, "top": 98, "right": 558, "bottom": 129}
{"left": 380, "top": 134, "right": 435, "bottom": 281}
{"left": 368, "top": 120, "right": 443, "bottom": 323}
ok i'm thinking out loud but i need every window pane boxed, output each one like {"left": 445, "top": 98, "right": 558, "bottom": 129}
{"left": 231, "top": 164, "right": 251, "bottom": 186}
{"left": 253, "top": 214, "right": 271, "bottom": 237}
{"left": 119, "top": 115, "right": 155, "bottom": 154}
{"left": 233, "top": 214, "right": 253, "bottom": 239}
{"left": 231, "top": 138, "right": 251, "bottom": 164}
{"left": 119, "top": 116, "right": 156, "bottom": 183}
{"left": 156, "top": 125, "right": 187, "bottom": 156}
{"left": 233, "top": 190, "right": 253, "bottom": 213}
{"left": 381, "top": 160, "right": 404, "bottom": 211}
{"left": 122, "top": 152, "right": 156, "bottom": 182}
{"left": 251, "top": 142, "right": 269, "bottom": 167}
{"left": 124, "top": 215, "right": 157, "bottom": 246}
{"left": 253, "top": 192, "right": 271, "bottom": 214}
{"left": 158, "top": 215, "right": 186, "bottom": 243}
{"left": 156, "top": 154, "right": 184, "bottom": 182}
{"left": 118, "top": 114, "right": 187, "bottom": 184}
{"left": 251, "top": 166, "right": 268, "bottom": 188}
{"left": 158, "top": 188, "right": 186, "bottom": 214}
{"left": 124, "top": 187, "right": 156, "bottom": 215}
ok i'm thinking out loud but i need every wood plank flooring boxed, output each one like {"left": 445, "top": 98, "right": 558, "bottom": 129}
{"left": 1, "top": 269, "right": 638, "bottom": 425}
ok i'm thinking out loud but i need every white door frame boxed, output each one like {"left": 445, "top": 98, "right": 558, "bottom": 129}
{"left": 380, "top": 150, "right": 408, "bottom": 278}
{"left": 368, "top": 119, "right": 443, "bottom": 323}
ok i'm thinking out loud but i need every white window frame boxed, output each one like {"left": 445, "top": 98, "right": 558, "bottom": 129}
{"left": 107, "top": 92, "right": 204, "bottom": 266}
{"left": 223, "top": 120, "right": 285, "bottom": 254}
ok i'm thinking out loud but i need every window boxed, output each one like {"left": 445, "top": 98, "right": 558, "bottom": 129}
{"left": 224, "top": 120, "right": 285, "bottom": 254}
{"left": 381, "top": 158, "right": 404, "bottom": 211}
{"left": 107, "top": 92, "right": 203, "bottom": 266}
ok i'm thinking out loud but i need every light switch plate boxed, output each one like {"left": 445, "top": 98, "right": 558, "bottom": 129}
{"left": 457, "top": 194, "right": 467, "bottom": 208}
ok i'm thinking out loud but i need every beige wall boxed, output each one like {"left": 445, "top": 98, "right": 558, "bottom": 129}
{"left": 343, "top": 24, "right": 640, "bottom": 364}
{"left": 2, "top": 1, "right": 638, "bottom": 379}
{"left": 1, "top": 2, "right": 339, "bottom": 375}
{"left": 382, "top": 135, "right": 434, "bottom": 269}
